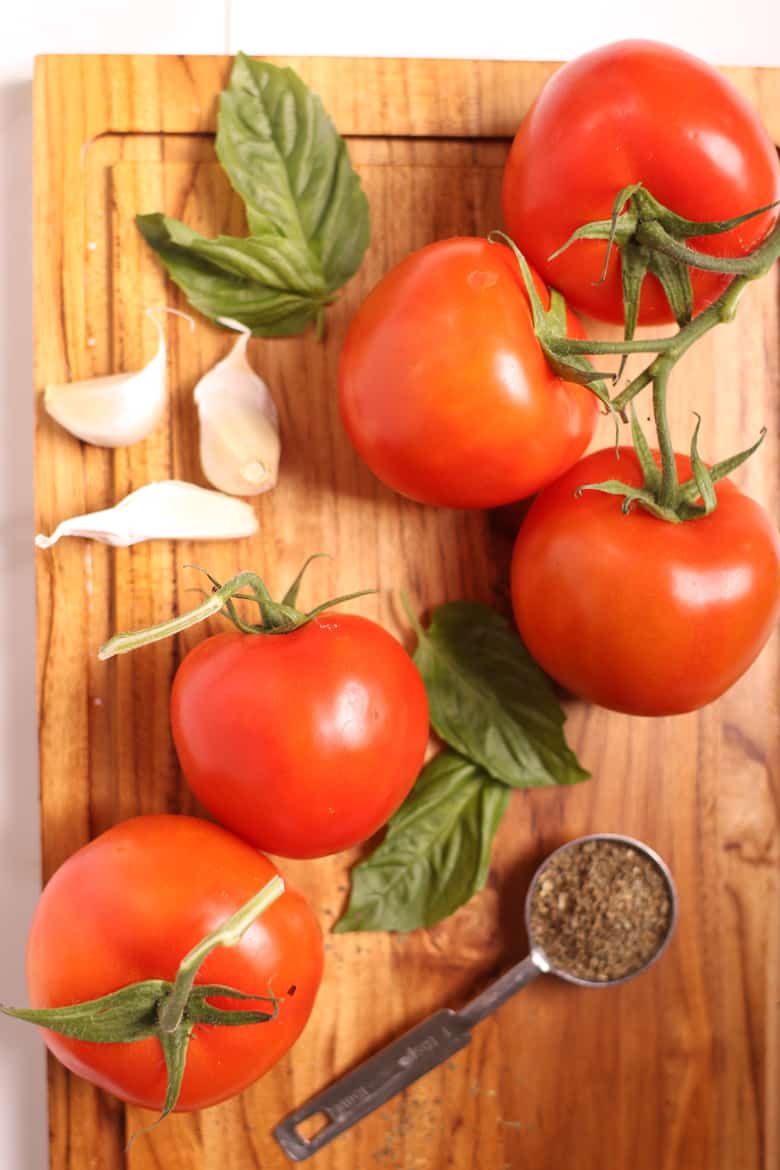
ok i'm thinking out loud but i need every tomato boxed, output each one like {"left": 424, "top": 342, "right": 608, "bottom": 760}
{"left": 171, "top": 614, "right": 429, "bottom": 858}
{"left": 26, "top": 815, "right": 323, "bottom": 1111}
{"left": 338, "top": 237, "right": 599, "bottom": 508}
{"left": 502, "top": 40, "right": 780, "bottom": 325}
{"left": 511, "top": 448, "right": 780, "bottom": 716}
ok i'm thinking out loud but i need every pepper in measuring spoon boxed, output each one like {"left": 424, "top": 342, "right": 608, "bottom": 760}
{"left": 529, "top": 838, "right": 673, "bottom": 982}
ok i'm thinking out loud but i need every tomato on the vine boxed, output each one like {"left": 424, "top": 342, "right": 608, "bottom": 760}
{"left": 25, "top": 816, "right": 323, "bottom": 1111}
{"left": 338, "top": 237, "right": 599, "bottom": 508}
{"left": 502, "top": 40, "right": 780, "bottom": 325}
{"left": 511, "top": 448, "right": 780, "bottom": 716}
{"left": 171, "top": 612, "right": 429, "bottom": 858}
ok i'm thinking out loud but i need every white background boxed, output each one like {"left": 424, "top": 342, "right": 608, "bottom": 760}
{"left": 3, "top": 4, "right": 780, "bottom": 1167}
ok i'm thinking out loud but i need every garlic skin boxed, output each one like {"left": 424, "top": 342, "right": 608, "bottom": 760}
{"left": 194, "top": 319, "right": 281, "bottom": 496}
{"left": 35, "top": 481, "right": 258, "bottom": 548}
{"left": 43, "top": 307, "right": 192, "bottom": 448}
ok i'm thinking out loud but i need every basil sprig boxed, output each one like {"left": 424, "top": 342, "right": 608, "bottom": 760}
{"left": 335, "top": 752, "right": 510, "bottom": 934}
{"left": 337, "top": 601, "right": 589, "bottom": 934}
{"left": 411, "top": 601, "right": 589, "bottom": 788}
{"left": 137, "top": 52, "right": 370, "bottom": 337}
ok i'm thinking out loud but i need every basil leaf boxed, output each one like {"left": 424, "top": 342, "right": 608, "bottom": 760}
{"left": 411, "top": 601, "right": 589, "bottom": 789}
{"left": 335, "top": 751, "right": 510, "bottom": 934}
{"left": 136, "top": 54, "right": 370, "bottom": 337}
{"left": 136, "top": 214, "right": 328, "bottom": 336}
{"left": 217, "top": 53, "right": 370, "bottom": 291}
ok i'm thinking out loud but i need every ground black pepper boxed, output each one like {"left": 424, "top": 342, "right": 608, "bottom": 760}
{"left": 528, "top": 839, "right": 672, "bottom": 982}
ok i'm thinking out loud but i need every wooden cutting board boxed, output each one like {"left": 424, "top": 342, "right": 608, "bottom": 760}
{"left": 32, "top": 54, "right": 780, "bottom": 1170}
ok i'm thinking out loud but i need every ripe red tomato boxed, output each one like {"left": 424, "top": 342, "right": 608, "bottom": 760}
{"left": 511, "top": 448, "right": 780, "bottom": 716}
{"left": 26, "top": 815, "right": 323, "bottom": 1111}
{"left": 502, "top": 40, "right": 780, "bottom": 325}
{"left": 338, "top": 237, "right": 599, "bottom": 508}
{"left": 171, "top": 614, "right": 429, "bottom": 858}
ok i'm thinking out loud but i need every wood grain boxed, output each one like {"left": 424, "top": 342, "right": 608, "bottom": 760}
{"left": 32, "top": 54, "right": 779, "bottom": 1170}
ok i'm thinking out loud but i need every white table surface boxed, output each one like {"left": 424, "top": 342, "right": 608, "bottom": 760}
{"left": 3, "top": 4, "right": 780, "bottom": 1167}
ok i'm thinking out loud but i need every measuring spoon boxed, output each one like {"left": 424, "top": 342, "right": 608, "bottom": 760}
{"left": 274, "top": 832, "right": 677, "bottom": 1162}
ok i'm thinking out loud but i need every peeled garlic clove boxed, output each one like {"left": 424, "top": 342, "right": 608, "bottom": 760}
{"left": 35, "top": 481, "right": 258, "bottom": 548}
{"left": 43, "top": 307, "right": 192, "bottom": 448}
{"left": 194, "top": 319, "right": 281, "bottom": 496}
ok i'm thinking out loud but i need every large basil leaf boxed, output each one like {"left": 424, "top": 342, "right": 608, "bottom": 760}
{"left": 335, "top": 751, "right": 510, "bottom": 934}
{"left": 411, "top": 601, "right": 589, "bottom": 789}
{"left": 136, "top": 214, "right": 328, "bottom": 336}
{"left": 136, "top": 54, "right": 370, "bottom": 337}
{"left": 217, "top": 52, "right": 370, "bottom": 291}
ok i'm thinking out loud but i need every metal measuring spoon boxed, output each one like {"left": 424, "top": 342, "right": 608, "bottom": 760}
{"left": 274, "top": 832, "right": 677, "bottom": 1162}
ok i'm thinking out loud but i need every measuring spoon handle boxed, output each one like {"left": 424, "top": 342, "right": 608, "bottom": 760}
{"left": 273, "top": 1009, "right": 471, "bottom": 1161}
{"left": 458, "top": 952, "right": 542, "bottom": 1027}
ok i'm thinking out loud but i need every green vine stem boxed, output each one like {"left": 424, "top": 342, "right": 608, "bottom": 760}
{"left": 651, "top": 365, "right": 678, "bottom": 509}
{"left": 99, "top": 560, "right": 375, "bottom": 660}
{"left": 497, "top": 205, "right": 780, "bottom": 521}
{"left": 1, "top": 876, "right": 284, "bottom": 1130}
{"left": 610, "top": 257, "right": 758, "bottom": 416}
{"left": 634, "top": 216, "right": 780, "bottom": 276}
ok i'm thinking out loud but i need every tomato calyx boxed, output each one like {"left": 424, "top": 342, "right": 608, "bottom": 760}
{"left": 98, "top": 557, "right": 375, "bottom": 660}
{"left": 1, "top": 876, "right": 284, "bottom": 1131}
{"left": 488, "top": 230, "right": 615, "bottom": 409}
{"left": 575, "top": 408, "right": 767, "bottom": 522}
{"left": 548, "top": 185, "right": 780, "bottom": 342}
{"left": 497, "top": 209, "right": 780, "bottom": 523}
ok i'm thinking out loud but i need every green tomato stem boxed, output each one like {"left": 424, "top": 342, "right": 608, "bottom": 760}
{"left": 549, "top": 335, "right": 678, "bottom": 356}
{"left": 540, "top": 211, "right": 780, "bottom": 519}
{"left": 98, "top": 571, "right": 264, "bottom": 659}
{"left": 635, "top": 218, "right": 779, "bottom": 276}
{"left": 610, "top": 261, "right": 755, "bottom": 418}
{"left": 158, "top": 875, "right": 284, "bottom": 1034}
{"left": 651, "top": 365, "right": 678, "bottom": 509}
{"left": 612, "top": 368, "right": 654, "bottom": 415}
{"left": 98, "top": 563, "right": 376, "bottom": 660}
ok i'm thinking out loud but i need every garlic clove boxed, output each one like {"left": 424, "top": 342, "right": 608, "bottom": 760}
{"left": 194, "top": 318, "right": 281, "bottom": 496}
{"left": 35, "top": 481, "right": 259, "bottom": 548}
{"left": 43, "top": 307, "right": 193, "bottom": 448}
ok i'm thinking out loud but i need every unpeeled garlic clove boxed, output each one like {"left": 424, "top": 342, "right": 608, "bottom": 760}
{"left": 194, "top": 318, "right": 281, "bottom": 496}
{"left": 43, "top": 307, "right": 193, "bottom": 448}
{"left": 35, "top": 481, "right": 259, "bottom": 548}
